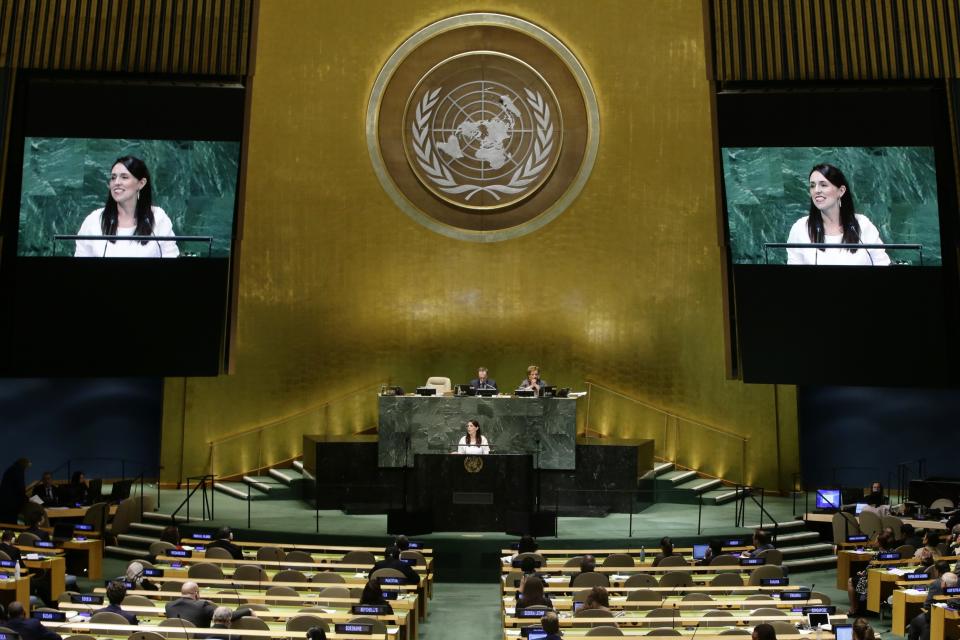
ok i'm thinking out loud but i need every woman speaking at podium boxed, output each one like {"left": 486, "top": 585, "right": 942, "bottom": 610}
{"left": 786, "top": 163, "right": 890, "bottom": 266}
{"left": 75, "top": 155, "right": 180, "bottom": 258}
{"left": 457, "top": 419, "right": 489, "bottom": 455}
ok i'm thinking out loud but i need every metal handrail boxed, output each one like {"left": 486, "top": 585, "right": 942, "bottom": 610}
{"left": 584, "top": 380, "right": 749, "bottom": 484}
{"left": 171, "top": 474, "right": 215, "bottom": 522}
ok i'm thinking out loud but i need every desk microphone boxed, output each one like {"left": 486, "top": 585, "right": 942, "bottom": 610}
{"left": 658, "top": 584, "right": 679, "bottom": 627}
{"left": 845, "top": 222, "right": 874, "bottom": 265}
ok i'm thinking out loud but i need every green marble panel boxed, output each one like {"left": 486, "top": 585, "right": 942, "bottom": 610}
{"left": 18, "top": 137, "right": 240, "bottom": 257}
{"left": 378, "top": 395, "right": 577, "bottom": 469}
{"left": 721, "top": 146, "right": 941, "bottom": 265}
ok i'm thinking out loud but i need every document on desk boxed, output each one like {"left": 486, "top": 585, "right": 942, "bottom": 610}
{"left": 888, "top": 568, "right": 909, "bottom": 576}
{"left": 905, "top": 588, "right": 927, "bottom": 595}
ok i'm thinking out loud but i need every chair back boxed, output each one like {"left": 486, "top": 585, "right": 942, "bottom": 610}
{"left": 586, "top": 626, "right": 624, "bottom": 637}
{"left": 931, "top": 498, "right": 955, "bottom": 510}
{"left": 750, "top": 607, "right": 787, "bottom": 617}
{"left": 274, "top": 569, "right": 308, "bottom": 582}
{"left": 681, "top": 592, "right": 714, "bottom": 602}
{"left": 149, "top": 541, "right": 175, "bottom": 558}
{"left": 702, "top": 609, "right": 733, "bottom": 618}
{"left": 625, "top": 589, "right": 660, "bottom": 610}
{"left": 515, "top": 552, "right": 545, "bottom": 565}
{"left": 646, "top": 630, "right": 681, "bottom": 637}
{"left": 748, "top": 564, "right": 784, "bottom": 586}
{"left": 311, "top": 571, "right": 346, "bottom": 584}
{"left": 710, "top": 573, "right": 743, "bottom": 587}
{"left": 285, "top": 615, "right": 329, "bottom": 632}
{"left": 602, "top": 553, "right": 635, "bottom": 567}
{"left": 204, "top": 546, "right": 233, "bottom": 560}
{"left": 187, "top": 562, "right": 224, "bottom": 580}
{"left": 15, "top": 532, "right": 39, "bottom": 546}
{"left": 622, "top": 573, "right": 657, "bottom": 588}
{"left": 265, "top": 586, "right": 300, "bottom": 598}
{"left": 371, "top": 567, "right": 407, "bottom": 582}
{"left": 89, "top": 611, "right": 131, "bottom": 625}
{"left": 231, "top": 616, "right": 270, "bottom": 631}
{"left": 719, "top": 630, "right": 751, "bottom": 635}
{"left": 349, "top": 617, "right": 387, "bottom": 634}
{"left": 424, "top": 377, "right": 452, "bottom": 394}
{"left": 283, "top": 550, "right": 313, "bottom": 564}
{"left": 710, "top": 554, "right": 741, "bottom": 566}
{"left": 810, "top": 591, "right": 832, "bottom": 605}
{"left": 644, "top": 608, "right": 678, "bottom": 628}
{"left": 757, "top": 549, "right": 783, "bottom": 566}
{"left": 658, "top": 572, "right": 693, "bottom": 588}
{"left": 342, "top": 550, "right": 376, "bottom": 564}
{"left": 256, "top": 546, "right": 285, "bottom": 562}
{"left": 658, "top": 555, "right": 689, "bottom": 567}
{"left": 564, "top": 555, "right": 586, "bottom": 567}
{"left": 859, "top": 510, "right": 883, "bottom": 539}
{"left": 122, "top": 595, "right": 156, "bottom": 607}
{"left": 575, "top": 607, "right": 614, "bottom": 619}
{"left": 571, "top": 571, "right": 609, "bottom": 588}
{"left": 82, "top": 502, "right": 109, "bottom": 534}
{"left": 770, "top": 621, "right": 800, "bottom": 635}
{"left": 317, "top": 586, "right": 351, "bottom": 600}
{"left": 832, "top": 512, "right": 862, "bottom": 542}
{"left": 895, "top": 544, "right": 915, "bottom": 557}
{"left": 881, "top": 515, "right": 903, "bottom": 539}
{"left": 108, "top": 497, "right": 137, "bottom": 536}
{"left": 128, "top": 633, "right": 166, "bottom": 640}
{"left": 400, "top": 550, "right": 427, "bottom": 566}
{"left": 233, "top": 564, "right": 269, "bottom": 582}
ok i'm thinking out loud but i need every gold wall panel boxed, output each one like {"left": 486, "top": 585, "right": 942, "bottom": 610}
{"left": 712, "top": 0, "right": 960, "bottom": 81}
{"left": 161, "top": 0, "right": 800, "bottom": 491}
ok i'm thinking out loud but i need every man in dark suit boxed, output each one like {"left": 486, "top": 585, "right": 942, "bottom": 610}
{"left": 908, "top": 563, "right": 957, "bottom": 640}
{"left": 97, "top": 581, "right": 139, "bottom": 624}
{"left": 32, "top": 472, "right": 58, "bottom": 507}
{"left": 5, "top": 601, "right": 62, "bottom": 640}
{"left": 165, "top": 581, "right": 251, "bottom": 627}
{"left": 469, "top": 367, "right": 498, "bottom": 392}
{"left": 747, "top": 529, "right": 775, "bottom": 558}
{"left": 370, "top": 545, "right": 420, "bottom": 585}
{"left": 206, "top": 526, "right": 243, "bottom": 560}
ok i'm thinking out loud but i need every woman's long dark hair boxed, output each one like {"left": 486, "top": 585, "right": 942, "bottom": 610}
{"left": 465, "top": 419, "right": 482, "bottom": 446}
{"left": 807, "top": 163, "right": 860, "bottom": 253}
{"left": 101, "top": 155, "right": 155, "bottom": 245}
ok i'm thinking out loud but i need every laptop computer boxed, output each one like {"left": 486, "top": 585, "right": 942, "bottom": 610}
{"left": 692, "top": 543, "right": 709, "bottom": 560}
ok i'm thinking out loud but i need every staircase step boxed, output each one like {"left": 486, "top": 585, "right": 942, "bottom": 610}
{"left": 142, "top": 511, "right": 187, "bottom": 525}
{"left": 268, "top": 468, "right": 305, "bottom": 485}
{"left": 774, "top": 531, "right": 821, "bottom": 545}
{"left": 116, "top": 534, "right": 161, "bottom": 549}
{"left": 292, "top": 460, "right": 304, "bottom": 473}
{"left": 783, "top": 554, "right": 838, "bottom": 571}
{"left": 128, "top": 522, "right": 166, "bottom": 536}
{"left": 701, "top": 488, "right": 747, "bottom": 505}
{"left": 779, "top": 543, "right": 835, "bottom": 557}
{"left": 243, "top": 475, "right": 290, "bottom": 494}
{"left": 105, "top": 545, "right": 151, "bottom": 560}
{"left": 675, "top": 478, "right": 723, "bottom": 494}
{"left": 214, "top": 481, "right": 263, "bottom": 501}
{"left": 652, "top": 462, "right": 675, "bottom": 476}
{"left": 657, "top": 470, "right": 698, "bottom": 486}
{"left": 746, "top": 520, "right": 805, "bottom": 531}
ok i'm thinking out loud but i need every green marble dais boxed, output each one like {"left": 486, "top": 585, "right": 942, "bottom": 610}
{"left": 722, "top": 146, "right": 941, "bottom": 265}
{"left": 18, "top": 137, "right": 240, "bottom": 257}
{"left": 378, "top": 395, "right": 578, "bottom": 470}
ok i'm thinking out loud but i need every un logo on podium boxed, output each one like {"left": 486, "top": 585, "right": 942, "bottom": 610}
{"left": 368, "top": 13, "right": 599, "bottom": 241}
{"left": 463, "top": 456, "right": 484, "bottom": 474}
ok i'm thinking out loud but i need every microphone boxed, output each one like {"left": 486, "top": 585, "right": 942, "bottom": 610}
{"left": 845, "top": 221, "right": 873, "bottom": 265}
{"left": 657, "top": 583, "right": 680, "bottom": 627}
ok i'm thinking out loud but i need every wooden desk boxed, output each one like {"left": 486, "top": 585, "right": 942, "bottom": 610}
{"left": 931, "top": 604, "right": 959, "bottom": 640}
{"left": 892, "top": 588, "right": 929, "bottom": 636}
{"left": 837, "top": 549, "right": 874, "bottom": 589}
{"left": 867, "top": 567, "right": 933, "bottom": 613}
{"left": 45, "top": 505, "right": 117, "bottom": 519}
{"left": 502, "top": 632, "right": 830, "bottom": 639}
{"left": 43, "top": 620, "right": 388, "bottom": 639}
{"left": 185, "top": 540, "right": 434, "bottom": 556}
{"left": 61, "top": 602, "right": 410, "bottom": 640}
{"left": 62, "top": 538, "right": 103, "bottom": 579}
{"left": 0, "top": 575, "right": 32, "bottom": 615}
{"left": 23, "top": 555, "right": 66, "bottom": 600}
{"left": 804, "top": 512, "right": 947, "bottom": 531}
{"left": 502, "top": 611, "right": 847, "bottom": 628}
{"left": 502, "top": 595, "right": 828, "bottom": 612}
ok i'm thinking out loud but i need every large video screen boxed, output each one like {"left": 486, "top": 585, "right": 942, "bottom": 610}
{"left": 18, "top": 137, "right": 239, "bottom": 258}
{"left": 722, "top": 146, "right": 940, "bottom": 266}
{"left": 0, "top": 74, "right": 245, "bottom": 376}
{"left": 716, "top": 85, "right": 959, "bottom": 386}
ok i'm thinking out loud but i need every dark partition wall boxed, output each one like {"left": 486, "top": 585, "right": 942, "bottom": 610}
{"left": 798, "top": 386, "right": 959, "bottom": 489}
{"left": 0, "top": 378, "right": 162, "bottom": 481}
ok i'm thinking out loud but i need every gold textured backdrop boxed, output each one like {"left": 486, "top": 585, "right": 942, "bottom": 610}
{"left": 160, "top": 0, "right": 800, "bottom": 490}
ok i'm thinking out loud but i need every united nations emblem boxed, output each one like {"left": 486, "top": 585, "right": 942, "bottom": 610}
{"left": 404, "top": 53, "right": 561, "bottom": 210}
{"left": 367, "top": 13, "right": 599, "bottom": 241}
{"left": 463, "top": 456, "right": 484, "bottom": 473}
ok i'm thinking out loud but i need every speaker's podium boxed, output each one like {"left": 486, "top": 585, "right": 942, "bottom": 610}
{"left": 389, "top": 453, "right": 554, "bottom": 535}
